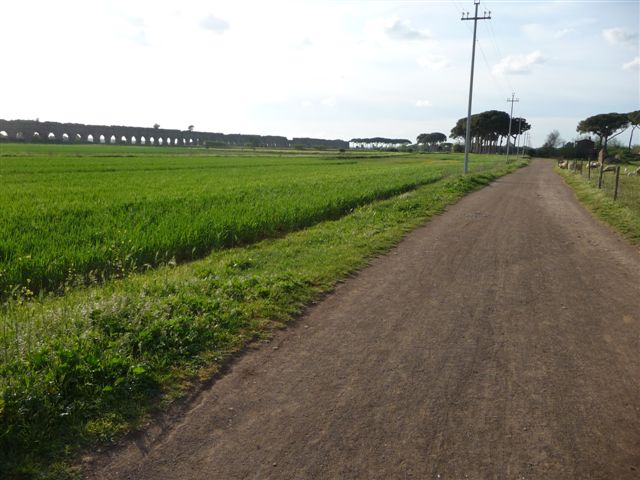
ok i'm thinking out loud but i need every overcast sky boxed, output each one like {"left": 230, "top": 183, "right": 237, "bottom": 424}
{"left": 1, "top": 0, "right": 638, "bottom": 146}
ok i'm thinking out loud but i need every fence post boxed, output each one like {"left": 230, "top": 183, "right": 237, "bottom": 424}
{"left": 598, "top": 163, "right": 604, "bottom": 189}
{"left": 614, "top": 165, "right": 620, "bottom": 200}
{"left": 587, "top": 160, "right": 591, "bottom": 179}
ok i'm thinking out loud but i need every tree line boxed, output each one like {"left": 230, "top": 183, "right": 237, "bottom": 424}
{"left": 536, "top": 111, "right": 639, "bottom": 160}
{"left": 416, "top": 110, "right": 531, "bottom": 154}
{"left": 449, "top": 110, "right": 530, "bottom": 153}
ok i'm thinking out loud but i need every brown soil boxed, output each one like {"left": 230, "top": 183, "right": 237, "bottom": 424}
{"left": 85, "top": 160, "right": 640, "bottom": 479}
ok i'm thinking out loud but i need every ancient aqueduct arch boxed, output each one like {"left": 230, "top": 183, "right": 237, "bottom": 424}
{"left": 0, "top": 119, "right": 350, "bottom": 149}
{"left": 0, "top": 120, "right": 205, "bottom": 147}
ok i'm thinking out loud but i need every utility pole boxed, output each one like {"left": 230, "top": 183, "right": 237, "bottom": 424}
{"left": 505, "top": 92, "right": 519, "bottom": 163}
{"left": 515, "top": 113, "right": 524, "bottom": 156}
{"left": 523, "top": 132, "right": 531, "bottom": 155}
{"left": 461, "top": 0, "right": 491, "bottom": 174}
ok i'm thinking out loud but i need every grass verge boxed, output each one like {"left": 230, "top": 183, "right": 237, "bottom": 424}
{"left": 1, "top": 160, "right": 526, "bottom": 479}
{"left": 557, "top": 168, "right": 640, "bottom": 245}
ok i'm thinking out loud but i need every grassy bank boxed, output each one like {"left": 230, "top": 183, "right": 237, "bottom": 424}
{"left": 557, "top": 168, "right": 640, "bottom": 245}
{"left": 0, "top": 157, "right": 525, "bottom": 478}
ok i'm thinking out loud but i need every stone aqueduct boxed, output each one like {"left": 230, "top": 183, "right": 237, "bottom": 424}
{"left": 0, "top": 119, "right": 350, "bottom": 149}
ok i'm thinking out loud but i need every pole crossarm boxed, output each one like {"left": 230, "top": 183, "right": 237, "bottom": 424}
{"left": 461, "top": 14, "right": 491, "bottom": 21}
{"left": 461, "top": 0, "right": 491, "bottom": 175}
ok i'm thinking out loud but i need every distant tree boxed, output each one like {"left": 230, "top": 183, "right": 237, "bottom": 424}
{"left": 153, "top": 123, "right": 160, "bottom": 129}
{"left": 188, "top": 125, "right": 194, "bottom": 132}
{"left": 350, "top": 137, "right": 411, "bottom": 149}
{"left": 511, "top": 117, "right": 531, "bottom": 148}
{"left": 480, "top": 110, "right": 510, "bottom": 152}
{"left": 449, "top": 119, "right": 465, "bottom": 141}
{"left": 628, "top": 110, "right": 640, "bottom": 150}
{"left": 429, "top": 132, "right": 447, "bottom": 145}
{"left": 576, "top": 113, "right": 629, "bottom": 153}
{"left": 416, "top": 132, "right": 447, "bottom": 150}
{"left": 543, "top": 130, "right": 563, "bottom": 149}
{"left": 450, "top": 110, "right": 513, "bottom": 153}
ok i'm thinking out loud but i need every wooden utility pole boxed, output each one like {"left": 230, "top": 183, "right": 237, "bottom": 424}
{"left": 506, "top": 92, "right": 519, "bottom": 163}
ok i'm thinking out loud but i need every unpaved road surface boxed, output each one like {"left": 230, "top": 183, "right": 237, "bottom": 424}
{"left": 86, "top": 160, "right": 640, "bottom": 479}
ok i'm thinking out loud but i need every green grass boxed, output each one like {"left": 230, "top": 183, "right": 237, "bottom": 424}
{"left": 0, "top": 142, "right": 205, "bottom": 157}
{"left": 557, "top": 167, "right": 640, "bottom": 244}
{"left": 0, "top": 142, "right": 398, "bottom": 158}
{"left": 1, "top": 145, "right": 486, "bottom": 298}
{"left": 0, "top": 143, "right": 525, "bottom": 478}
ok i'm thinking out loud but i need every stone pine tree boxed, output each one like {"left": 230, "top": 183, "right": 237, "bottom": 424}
{"left": 576, "top": 113, "right": 629, "bottom": 153}
{"left": 416, "top": 132, "right": 447, "bottom": 151}
{"left": 450, "top": 110, "right": 516, "bottom": 153}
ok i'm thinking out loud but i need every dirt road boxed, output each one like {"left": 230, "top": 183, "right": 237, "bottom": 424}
{"left": 86, "top": 160, "right": 640, "bottom": 479}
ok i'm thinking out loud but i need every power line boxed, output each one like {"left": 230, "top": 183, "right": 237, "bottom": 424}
{"left": 461, "top": 0, "right": 491, "bottom": 175}
{"left": 482, "top": 3, "right": 515, "bottom": 92}
{"left": 479, "top": 23, "right": 514, "bottom": 93}
{"left": 452, "top": 0, "right": 509, "bottom": 107}
{"left": 476, "top": 37, "right": 508, "bottom": 97}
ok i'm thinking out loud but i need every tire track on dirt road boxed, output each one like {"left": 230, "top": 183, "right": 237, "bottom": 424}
{"left": 86, "top": 159, "right": 640, "bottom": 479}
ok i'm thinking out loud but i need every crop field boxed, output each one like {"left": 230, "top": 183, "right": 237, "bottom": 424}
{"left": 0, "top": 144, "right": 499, "bottom": 298}
{"left": 0, "top": 143, "right": 524, "bottom": 477}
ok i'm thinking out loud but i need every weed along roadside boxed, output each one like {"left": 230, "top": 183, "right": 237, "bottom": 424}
{"left": 0, "top": 153, "right": 526, "bottom": 478}
{"left": 556, "top": 166, "right": 640, "bottom": 246}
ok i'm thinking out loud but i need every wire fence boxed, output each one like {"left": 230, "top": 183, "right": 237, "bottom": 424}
{"left": 561, "top": 159, "right": 640, "bottom": 213}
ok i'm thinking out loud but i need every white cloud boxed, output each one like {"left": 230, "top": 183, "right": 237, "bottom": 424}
{"left": 492, "top": 50, "right": 546, "bottom": 76}
{"left": 522, "top": 23, "right": 573, "bottom": 40}
{"left": 415, "top": 100, "right": 431, "bottom": 107}
{"left": 602, "top": 27, "right": 637, "bottom": 46}
{"left": 385, "top": 19, "right": 430, "bottom": 41}
{"left": 417, "top": 54, "right": 450, "bottom": 70}
{"left": 199, "top": 14, "right": 229, "bottom": 34}
{"left": 622, "top": 56, "right": 640, "bottom": 70}
{"left": 321, "top": 98, "right": 336, "bottom": 107}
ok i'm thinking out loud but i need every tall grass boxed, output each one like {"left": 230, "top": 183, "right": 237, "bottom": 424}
{"left": 558, "top": 166, "right": 640, "bottom": 244}
{"left": 0, "top": 147, "right": 489, "bottom": 297}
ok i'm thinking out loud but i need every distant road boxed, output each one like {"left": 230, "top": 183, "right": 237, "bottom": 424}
{"left": 87, "top": 159, "right": 640, "bottom": 479}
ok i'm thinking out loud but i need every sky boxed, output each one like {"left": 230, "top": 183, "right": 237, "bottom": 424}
{"left": 1, "top": 0, "right": 638, "bottom": 147}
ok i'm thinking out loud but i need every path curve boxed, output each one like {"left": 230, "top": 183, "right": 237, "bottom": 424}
{"left": 86, "top": 160, "right": 640, "bottom": 479}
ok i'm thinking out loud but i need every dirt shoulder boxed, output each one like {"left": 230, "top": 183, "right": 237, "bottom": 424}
{"left": 85, "top": 159, "right": 640, "bottom": 479}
